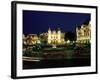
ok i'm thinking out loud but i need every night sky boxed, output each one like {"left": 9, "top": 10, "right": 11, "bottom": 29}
{"left": 23, "top": 10, "right": 90, "bottom": 34}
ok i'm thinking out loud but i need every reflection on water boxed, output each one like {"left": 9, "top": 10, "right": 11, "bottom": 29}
{"left": 23, "top": 56, "right": 90, "bottom": 69}
{"left": 23, "top": 59, "right": 90, "bottom": 69}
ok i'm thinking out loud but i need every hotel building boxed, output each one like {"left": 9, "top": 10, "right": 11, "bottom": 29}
{"left": 76, "top": 21, "right": 91, "bottom": 43}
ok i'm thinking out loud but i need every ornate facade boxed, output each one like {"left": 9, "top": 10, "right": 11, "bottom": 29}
{"left": 23, "top": 27, "right": 65, "bottom": 45}
{"left": 47, "top": 27, "right": 65, "bottom": 44}
{"left": 76, "top": 21, "right": 91, "bottom": 43}
{"left": 23, "top": 34, "right": 40, "bottom": 45}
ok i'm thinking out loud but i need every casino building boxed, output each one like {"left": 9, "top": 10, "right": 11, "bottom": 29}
{"left": 47, "top": 27, "right": 65, "bottom": 44}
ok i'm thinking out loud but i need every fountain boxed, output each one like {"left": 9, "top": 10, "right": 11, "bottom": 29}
{"left": 52, "top": 44, "right": 57, "bottom": 48}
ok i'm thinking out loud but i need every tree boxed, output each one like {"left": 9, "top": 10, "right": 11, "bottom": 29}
{"left": 64, "top": 32, "right": 75, "bottom": 41}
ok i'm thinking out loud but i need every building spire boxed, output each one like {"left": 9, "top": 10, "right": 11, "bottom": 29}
{"left": 48, "top": 27, "right": 51, "bottom": 31}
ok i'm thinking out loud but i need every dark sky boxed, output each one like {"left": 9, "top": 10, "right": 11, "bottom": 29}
{"left": 23, "top": 10, "right": 90, "bottom": 34}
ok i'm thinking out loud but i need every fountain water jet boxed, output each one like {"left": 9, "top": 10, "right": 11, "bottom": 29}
{"left": 52, "top": 44, "right": 57, "bottom": 48}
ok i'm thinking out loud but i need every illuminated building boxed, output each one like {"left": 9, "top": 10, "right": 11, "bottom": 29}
{"left": 23, "top": 34, "right": 40, "bottom": 45}
{"left": 39, "top": 32, "right": 48, "bottom": 40}
{"left": 47, "top": 27, "right": 65, "bottom": 44}
{"left": 23, "top": 27, "right": 65, "bottom": 45}
{"left": 76, "top": 21, "right": 91, "bottom": 43}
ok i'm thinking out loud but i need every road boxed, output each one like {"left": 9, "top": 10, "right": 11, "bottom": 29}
{"left": 23, "top": 56, "right": 90, "bottom": 69}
